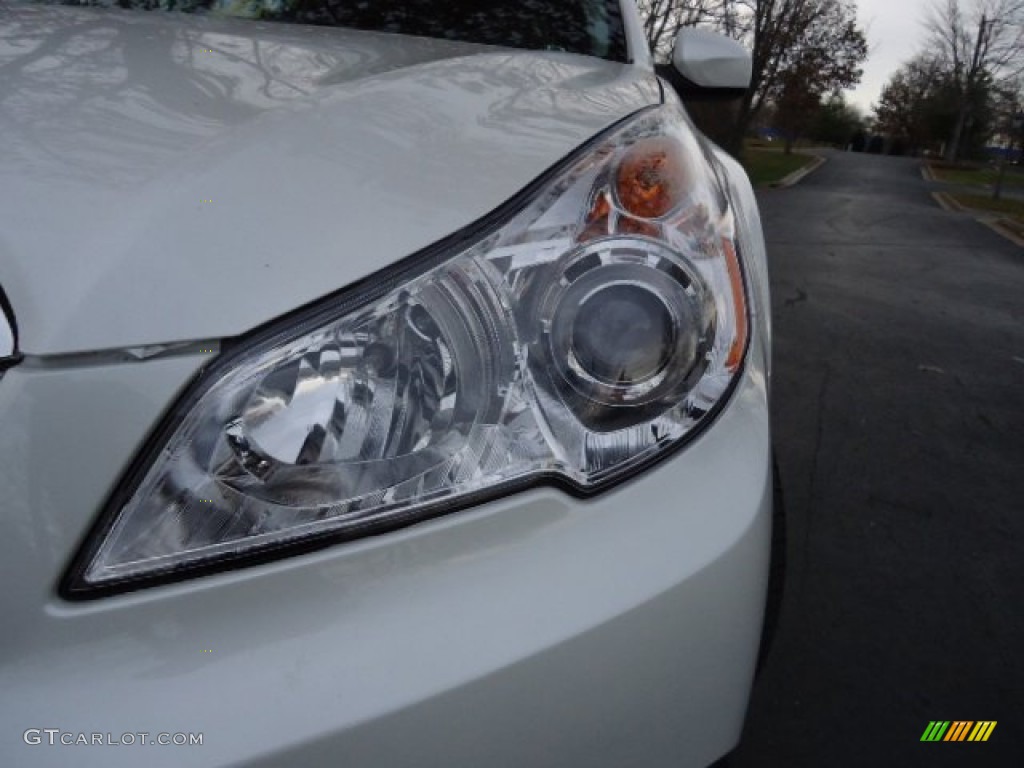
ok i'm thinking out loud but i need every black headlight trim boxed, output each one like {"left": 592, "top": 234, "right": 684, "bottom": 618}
{"left": 60, "top": 104, "right": 753, "bottom": 600}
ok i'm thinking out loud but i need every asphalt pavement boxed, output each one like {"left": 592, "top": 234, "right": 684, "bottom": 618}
{"left": 732, "top": 151, "right": 1024, "bottom": 767}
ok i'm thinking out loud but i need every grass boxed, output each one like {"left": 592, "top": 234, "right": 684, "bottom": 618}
{"left": 744, "top": 138, "right": 826, "bottom": 151}
{"left": 742, "top": 149, "right": 817, "bottom": 186}
{"left": 948, "top": 192, "right": 1024, "bottom": 224}
{"left": 928, "top": 163, "right": 1024, "bottom": 189}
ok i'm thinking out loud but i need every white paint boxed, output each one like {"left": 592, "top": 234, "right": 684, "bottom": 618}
{"left": 0, "top": 5, "right": 659, "bottom": 355}
{"left": 672, "top": 28, "right": 753, "bottom": 90}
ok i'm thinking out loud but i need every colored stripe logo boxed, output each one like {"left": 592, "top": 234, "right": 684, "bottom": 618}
{"left": 921, "top": 721, "right": 997, "bottom": 742}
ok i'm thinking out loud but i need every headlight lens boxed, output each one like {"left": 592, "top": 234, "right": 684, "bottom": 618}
{"left": 69, "top": 104, "right": 749, "bottom": 595}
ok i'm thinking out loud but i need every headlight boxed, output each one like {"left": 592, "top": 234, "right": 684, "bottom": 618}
{"left": 65, "top": 104, "right": 750, "bottom": 597}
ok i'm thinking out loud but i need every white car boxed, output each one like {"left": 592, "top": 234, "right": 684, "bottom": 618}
{"left": 0, "top": 2, "right": 773, "bottom": 766}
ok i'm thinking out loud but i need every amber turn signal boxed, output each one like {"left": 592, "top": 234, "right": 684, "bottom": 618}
{"left": 615, "top": 138, "right": 689, "bottom": 219}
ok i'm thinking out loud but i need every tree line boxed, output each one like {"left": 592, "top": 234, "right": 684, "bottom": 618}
{"left": 873, "top": 0, "right": 1024, "bottom": 163}
{"left": 637, "top": 0, "right": 869, "bottom": 154}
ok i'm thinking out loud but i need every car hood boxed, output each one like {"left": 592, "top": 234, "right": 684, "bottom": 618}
{"left": 0, "top": 4, "right": 660, "bottom": 356}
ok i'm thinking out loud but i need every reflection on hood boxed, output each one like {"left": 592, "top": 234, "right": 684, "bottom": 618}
{"left": 0, "top": 4, "right": 659, "bottom": 356}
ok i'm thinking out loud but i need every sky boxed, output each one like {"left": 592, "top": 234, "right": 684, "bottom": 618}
{"left": 849, "top": 0, "right": 933, "bottom": 115}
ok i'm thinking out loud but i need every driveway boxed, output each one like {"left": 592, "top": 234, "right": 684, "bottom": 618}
{"left": 733, "top": 151, "right": 1024, "bottom": 766}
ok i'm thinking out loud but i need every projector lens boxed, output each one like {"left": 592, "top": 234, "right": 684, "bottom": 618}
{"left": 571, "top": 284, "right": 675, "bottom": 386}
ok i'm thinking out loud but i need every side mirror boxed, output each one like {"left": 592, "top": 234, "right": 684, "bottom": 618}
{"left": 671, "top": 28, "right": 751, "bottom": 100}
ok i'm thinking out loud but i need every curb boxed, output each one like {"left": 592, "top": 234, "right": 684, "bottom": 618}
{"left": 984, "top": 219, "right": 1024, "bottom": 248}
{"left": 932, "top": 191, "right": 963, "bottom": 212}
{"left": 921, "top": 163, "right": 937, "bottom": 182}
{"left": 932, "top": 192, "right": 1024, "bottom": 248}
{"left": 770, "top": 154, "right": 827, "bottom": 189}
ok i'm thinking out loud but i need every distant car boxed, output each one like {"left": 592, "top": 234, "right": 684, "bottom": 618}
{"left": 0, "top": 2, "right": 773, "bottom": 767}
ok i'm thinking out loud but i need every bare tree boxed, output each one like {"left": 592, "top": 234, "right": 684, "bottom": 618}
{"left": 925, "top": 0, "right": 1024, "bottom": 161}
{"left": 873, "top": 55, "right": 950, "bottom": 154}
{"left": 991, "top": 78, "right": 1023, "bottom": 196}
{"left": 636, "top": 0, "right": 730, "bottom": 61}
{"left": 765, "top": 0, "right": 867, "bottom": 152}
{"left": 638, "top": 0, "right": 867, "bottom": 152}
{"left": 724, "top": 0, "right": 866, "bottom": 150}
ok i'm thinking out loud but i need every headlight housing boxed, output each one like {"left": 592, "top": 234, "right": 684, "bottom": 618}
{"left": 65, "top": 104, "right": 750, "bottom": 597}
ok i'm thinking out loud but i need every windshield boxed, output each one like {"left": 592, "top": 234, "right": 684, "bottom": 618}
{"left": 36, "top": 1, "right": 629, "bottom": 62}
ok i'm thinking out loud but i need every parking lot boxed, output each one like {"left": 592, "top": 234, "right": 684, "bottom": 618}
{"left": 732, "top": 151, "right": 1023, "bottom": 766}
